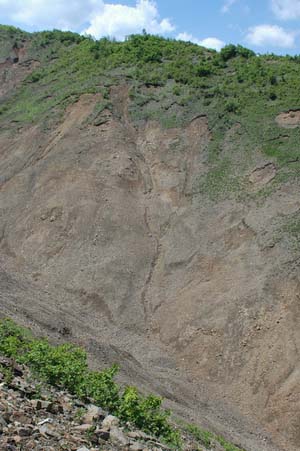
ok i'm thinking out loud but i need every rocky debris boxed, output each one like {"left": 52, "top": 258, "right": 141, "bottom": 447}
{"left": 102, "top": 415, "right": 120, "bottom": 430}
{"left": 82, "top": 405, "right": 106, "bottom": 424}
{"left": 0, "top": 357, "right": 212, "bottom": 451}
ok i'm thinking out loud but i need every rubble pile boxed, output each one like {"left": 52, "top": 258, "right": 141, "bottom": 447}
{"left": 0, "top": 357, "right": 179, "bottom": 451}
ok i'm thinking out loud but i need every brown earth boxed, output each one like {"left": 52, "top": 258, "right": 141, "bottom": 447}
{"left": 1, "top": 54, "right": 300, "bottom": 451}
{"left": 276, "top": 110, "right": 300, "bottom": 128}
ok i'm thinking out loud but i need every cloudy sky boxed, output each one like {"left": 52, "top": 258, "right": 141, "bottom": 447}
{"left": 1, "top": 0, "right": 300, "bottom": 53}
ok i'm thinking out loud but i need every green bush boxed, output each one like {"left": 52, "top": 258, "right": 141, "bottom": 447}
{"left": 225, "top": 100, "right": 239, "bottom": 113}
{"left": 79, "top": 366, "right": 120, "bottom": 411}
{"left": 118, "top": 386, "right": 181, "bottom": 445}
{"left": 23, "top": 341, "right": 87, "bottom": 392}
{"left": 0, "top": 319, "right": 180, "bottom": 447}
{"left": 220, "top": 44, "right": 237, "bottom": 62}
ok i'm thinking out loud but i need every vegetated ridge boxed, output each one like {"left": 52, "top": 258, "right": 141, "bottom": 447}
{"left": 1, "top": 24, "right": 300, "bottom": 451}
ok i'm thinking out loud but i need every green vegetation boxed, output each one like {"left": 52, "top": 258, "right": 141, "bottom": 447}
{"left": 0, "top": 318, "right": 247, "bottom": 450}
{"left": 278, "top": 212, "right": 300, "bottom": 251}
{"left": 1, "top": 25, "right": 300, "bottom": 199}
{"left": 0, "top": 318, "right": 180, "bottom": 447}
{"left": 184, "top": 423, "right": 246, "bottom": 451}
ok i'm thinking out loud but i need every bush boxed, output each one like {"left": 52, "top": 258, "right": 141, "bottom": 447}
{"left": 269, "top": 91, "right": 277, "bottom": 100}
{"left": 0, "top": 319, "right": 180, "bottom": 447}
{"left": 225, "top": 101, "right": 239, "bottom": 113}
{"left": 79, "top": 366, "right": 120, "bottom": 411}
{"left": 118, "top": 386, "right": 180, "bottom": 443}
{"left": 195, "top": 64, "right": 212, "bottom": 77}
{"left": 23, "top": 341, "right": 88, "bottom": 392}
{"left": 220, "top": 44, "right": 237, "bottom": 62}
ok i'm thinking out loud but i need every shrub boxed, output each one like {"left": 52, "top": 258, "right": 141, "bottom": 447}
{"left": 220, "top": 44, "right": 237, "bottom": 62}
{"left": 269, "top": 91, "right": 277, "bottom": 100}
{"left": 79, "top": 366, "right": 120, "bottom": 411}
{"left": 23, "top": 341, "right": 88, "bottom": 392}
{"left": 195, "top": 64, "right": 212, "bottom": 77}
{"left": 225, "top": 101, "right": 239, "bottom": 113}
{"left": 0, "top": 319, "right": 180, "bottom": 447}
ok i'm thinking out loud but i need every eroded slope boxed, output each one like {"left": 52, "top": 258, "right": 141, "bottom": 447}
{"left": 1, "top": 28, "right": 300, "bottom": 451}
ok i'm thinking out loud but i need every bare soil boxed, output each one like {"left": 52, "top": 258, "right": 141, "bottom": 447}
{"left": 1, "top": 65, "right": 300, "bottom": 451}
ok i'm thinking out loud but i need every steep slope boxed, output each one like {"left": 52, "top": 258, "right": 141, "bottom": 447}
{"left": 1, "top": 27, "right": 300, "bottom": 451}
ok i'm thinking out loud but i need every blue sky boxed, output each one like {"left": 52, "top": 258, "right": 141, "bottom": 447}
{"left": 1, "top": 0, "right": 300, "bottom": 54}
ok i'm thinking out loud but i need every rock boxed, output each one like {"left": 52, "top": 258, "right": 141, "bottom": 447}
{"left": 72, "top": 423, "right": 93, "bottom": 432}
{"left": 39, "top": 423, "right": 60, "bottom": 438}
{"left": 128, "top": 431, "right": 149, "bottom": 440}
{"left": 129, "top": 442, "right": 146, "bottom": 450}
{"left": 76, "top": 447, "right": 90, "bottom": 451}
{"left": 95, "top": 428, "right": 110, "bottom": 441}
{"left": 110, "top": 425, "right": 130, "bottom": 446}
{"left": 30, "top": 399, "right": 42, "bottom": 410}
{"left": 101, "top": 414, "right": 119, "bottom": 430}
{"left": 46, "top": 401, "right": 64, "bottom": 414}
{"left": 0, "top": 414, "right": 8, "bottom": 428}
{"left": 11, "top": 435, "right": 23, "bottom": 445}
{"left": 17, "top": 426, "right": 32, "bottom": 437}
{"left": 37, "top": 418, "right": 52, "bottom": 426}
{"left": 82, "top": 404, "right": 105, "bottom": 424}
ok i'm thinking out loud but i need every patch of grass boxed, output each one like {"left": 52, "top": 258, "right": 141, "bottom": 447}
{"left": 184, "top": 422, "right": 246, "bottom": 451}
{"left": 185, "top": 423, "right": 213, "bottom": 448}
{"left": 0, "top": 363, "right": 13, "bottom": 384}
{"left": 197, "top": 158, "right": 242, "bottom": 200}
{"left": 279, "top": 212, "right": 300, "bottom": 251}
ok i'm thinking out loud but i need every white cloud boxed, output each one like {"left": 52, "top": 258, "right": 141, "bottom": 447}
{"left": 177, "top": 32, "right": 225, "bottom": 51}
{"left": 0, "top": 0, "right": 174, "bottom": 39}
{"left": 221, "top": 0, "right": 238, "bottom": 13}
{"left": 246, "top": 24, "right": 295, "bottom": 47}
{"left": 199, "top": 37, "right": 226, "bottom": 51}
{"left": 271, "top": 0, "right": 300, "bottom": 20}
{"left": 84, "top": 0, "right": 174, "bottom": 40}
{"left": 0, "top": 0, "right": 98, "bottom": 30}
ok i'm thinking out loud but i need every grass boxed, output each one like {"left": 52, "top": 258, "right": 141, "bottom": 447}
{"left": 278, "top": 212, "right": 300, "bottom": 251}
{"left": 180, "top": 422, "right": 246, "bottom": 451}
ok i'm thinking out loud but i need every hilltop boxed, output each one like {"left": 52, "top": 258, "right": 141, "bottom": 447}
{"left": 0, "top": 25, "right": 300, "bottom": 451}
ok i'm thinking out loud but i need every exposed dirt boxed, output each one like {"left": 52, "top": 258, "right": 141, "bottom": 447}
{"left": 0, "top": 40, "right": 39, "bottom": 99}
{"left": 1, "top": 58, "right": 300, "bottom": 451}
{"left": 276, "top": 110, "right": 300, "bottom": 128}
{"left": 248, "top": 163, "right": 277, "bottom": 189}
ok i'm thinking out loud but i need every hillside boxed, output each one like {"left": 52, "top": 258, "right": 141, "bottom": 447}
{"left": 0, "top": 318, "right": 246, "bottom": 451}
{"left": 0, "top": 25, "right": 300, "bottom": 451}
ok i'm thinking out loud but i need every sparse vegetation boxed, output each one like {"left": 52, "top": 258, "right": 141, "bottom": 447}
{"left": 184, "top": 423, "right": 246, "bottom": 451}
{"left": 0, "top": 319, "right": 181, "bottom": 447}
{"left": 0, "top": 318, "right": 247, "bottom": 450}
{"left": 1, "top": 26, "right": 300, "bottom": 201}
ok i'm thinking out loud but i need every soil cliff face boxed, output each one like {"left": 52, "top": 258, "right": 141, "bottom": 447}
{"left": 1, "top": 29, "right": 300, "bottom": 451}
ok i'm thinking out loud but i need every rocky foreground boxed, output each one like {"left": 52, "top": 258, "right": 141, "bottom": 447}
{"left": 0, "top": 356, "right": 173, "bottom": 451}
{"left": 0, "top": 355, "right": 235, "bottom": 451}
